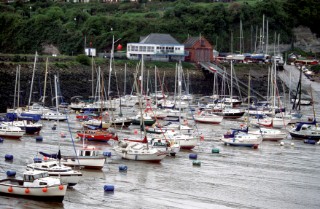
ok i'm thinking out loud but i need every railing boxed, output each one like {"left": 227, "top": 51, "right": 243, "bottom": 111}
{"left": 199, "top": 62, "right": 265, "bottom": 100}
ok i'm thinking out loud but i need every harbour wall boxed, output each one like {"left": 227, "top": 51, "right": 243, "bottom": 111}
{"left": 0, "top": 62, "right": 271, "bottom": 112}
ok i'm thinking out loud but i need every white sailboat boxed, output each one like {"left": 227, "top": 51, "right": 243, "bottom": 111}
{"left": 113, "top": 55, "right": 167, "bottom": 162}
{"left": 164, "top": 61, "right": 198, "bottom": 150}
{"left": 221, "top": 74, "right": 263, "bottom": 148}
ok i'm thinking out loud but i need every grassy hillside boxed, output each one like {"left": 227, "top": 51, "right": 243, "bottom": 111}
{"left": 1, "top": 0, "right": 316, "bottom": 56}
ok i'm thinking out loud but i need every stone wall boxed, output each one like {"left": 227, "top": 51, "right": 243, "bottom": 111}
{"left": 0, "top": 62, "right": 271, "bottom": 112}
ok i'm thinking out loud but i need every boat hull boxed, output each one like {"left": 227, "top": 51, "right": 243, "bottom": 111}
{"left": 0, "top": 182, "right": 66, "bottom": 202}
{"left": 114, "top": 149, "right": 166, "bottom": 162}
{"left": 289, "top": 131, "right": 320, "bottom": 140}
{"left": 61, "top": 157, "right": 106, "bottom": 169}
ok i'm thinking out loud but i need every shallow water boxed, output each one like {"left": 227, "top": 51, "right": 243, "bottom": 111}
{"left": 0, "top": 105, "right": 320, "bottom": 209}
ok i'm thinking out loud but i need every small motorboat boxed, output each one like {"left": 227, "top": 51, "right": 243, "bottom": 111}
{"left": 0, "top": 124, "right": 25, "bottom": 139}
{"left": 0, "top": 170, "right": 67, "bottom": 202}
{"left": 26, "top": 160, "right": 82, "bottom": 187}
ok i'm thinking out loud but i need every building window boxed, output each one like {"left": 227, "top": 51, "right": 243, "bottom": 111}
{"left": 147, "top": 46, "right": 154, "bottom": 52}
{"left": 133, "top": 46, "right": 138, "bottom": 51}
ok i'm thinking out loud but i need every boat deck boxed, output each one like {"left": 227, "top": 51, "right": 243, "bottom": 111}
{"left": 0, "top": 179, "right": 23, "bottom": 186}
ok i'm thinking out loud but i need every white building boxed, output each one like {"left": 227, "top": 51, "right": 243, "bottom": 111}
{"left": 127, "top": 33, "right": 185, "bottom": 62}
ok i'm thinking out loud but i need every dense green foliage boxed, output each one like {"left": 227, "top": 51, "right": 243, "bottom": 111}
{"left": 0, "top": 0, "right": 319, "bottom": 55}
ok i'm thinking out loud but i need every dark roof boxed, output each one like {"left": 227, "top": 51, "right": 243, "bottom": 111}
{"left": 184, "top": 37, "right": 200, "bottom": 48}
{"left": 184, "top": 37, "right": 206, "bottom": 48}
{"left": 139, "top": 33, "right": 181, "bottom": 45}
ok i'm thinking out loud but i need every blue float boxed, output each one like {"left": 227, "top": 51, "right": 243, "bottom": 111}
{"left": 119, "top": 165, "right": 128, "bottom": 172}
{"left": 103, "top": 151, "right": 112, "bottom": 157}
{"left": 189, "top": 153, "right": 197, "bottom": 160}
{"left": 6, "top": 170, "right": 16, "bottom": 177}
{"left": 304, "top": 139, "right": 316, "bottom": 145}
{"left": 104, "top": 185, "right": 115, "bottom": 192}
{"left": 0, "top": 137, "right": 4, "bottom": 143}
{"left": 5, "top": 154, "right": 13, "bottom": 161}
{"left": 35, "top": 136, "right": 43, "bottom": 142}
{"left": 33, "top": 157, "right": 42, "bottom": 163}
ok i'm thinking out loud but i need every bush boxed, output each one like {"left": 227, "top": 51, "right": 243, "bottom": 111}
{"left": 76, "top": 54, "right": 90, "bottom": 66}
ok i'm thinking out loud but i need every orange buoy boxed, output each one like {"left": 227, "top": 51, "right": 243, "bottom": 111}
{"left": 25, "top": 188, "right": 30, "bottom": 194}
{"left": 8, "top": 186, "right": 13, "bottom": 193}
{"left": 43, "top": 156, "right": 48, "bottom": 161}
{"left": 59, "top": 185, "right": 64, "bottom": 190}
{"left": 134, "top": 129, "right": 138, "bottom": 134}
{"left": 42, "top": 187, "right": 48, "bottom": 193}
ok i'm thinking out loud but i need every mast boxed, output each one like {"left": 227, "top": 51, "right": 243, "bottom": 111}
{"left": 139, "top": 55, "right": 148, "bottom": 149}
{"left": 43, "top": 57, "right": 49, "bottom": 106}
{"left": 124, "top": 63, "right": 127, "bottom": 96}
{"left": 28, "top": 51, "right": 38, "bottom": 108}
{"left": 240, "top": 19, "right": 243, "bottom": 54}
{"left": 155, "top": 66, "right": 157, "bottom": 105}
{"left": 141, "top": 55, "right": 144, "bottom": 97}
{"left": 230, "top": 31, "right": 233, "bottom": 54}
{"left": 230, "top": 60, "right": 233, "bottom": 105}
{"left": 54, "top": 75, "right": 62, "bottom": 167}
{"left": 187, "top": 70, "right": 190, "bottom": 95}
{"left": 108, "top": 30, "right": 114, "bottom": 100}
{"left": 174, "top": 64, "right": 177, "bottom": 105}
{"left": 267, "top": 66, "right": 271, "bottom": 101}
{"left": 289, "top": 65, "right": 291, "bottom": 103}
{"left": 265, "top": 19, "right": 269, "bottom": 55}
{"left": 254, "top": 26, "right": 258, "bottom": 52}
{"left": 247, "top": 72, "right": 251, "bottom": 127}
{"left": 212, "top": 70, "right": 217, "bottom": 107}
{"left": 91, "top": 56, "right": 94, "bottom": 99}
{"left": 178, "top": 61, "right": 182, "bottom": 126}
{"left": 147, "top": 70, "right": 149, "bottom": 96}
{"left": 310, "top": 86, "right": 316, "bottom": 121}
{"left": 262, "top": 14, "right": 265, "bottom": 53}
{"left": 17, "top": 65, "right": 20, "bottom": 108}
{"left": 14, "top": 66, "right": 18, "bottom": 109}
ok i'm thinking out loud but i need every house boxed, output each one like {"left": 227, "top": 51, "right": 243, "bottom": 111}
{"left": 184, "top": 36, "right": 214, "bottom": 63}
{"left": 126, "top": 33, "right": 185, "bottom": 62}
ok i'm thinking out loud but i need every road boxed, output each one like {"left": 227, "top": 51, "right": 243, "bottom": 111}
{"left": 278, "top": 64, "right": 320, "bottom": 104}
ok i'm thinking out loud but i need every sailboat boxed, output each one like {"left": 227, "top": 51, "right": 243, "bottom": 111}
{"left": 28, "top": 75, "right": 82, "bottom": 187}
{"left": 194, "top": 71, "right": 223, "bottom": 124}
{"left": 214, "top": 61, "right": 245, "bottom": 119}
{"left": 41, "top": 74, "right": 67, "bottom": 121}
{"left": 78, "top": 67, "right": 118, "bottom": 142}
{"left": 221, "top": 74, "right": 263, "bottom": 147}
{"left": 113, "top": 55, "right": 167, "bottom": 162}
{"left": 289, "top": 88, "right": 320, "bottom": 140}
{"left": 154, "top": 61, "right": 198, "bottom": 150}
{"left": 6, "top": 53, "right": 43, "bottom": 121}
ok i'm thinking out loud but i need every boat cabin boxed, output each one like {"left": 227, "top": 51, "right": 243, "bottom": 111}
{"left": 24, "top": 171, "right": 49, "bottom": 182}
{"left": 78, "top": 146, "right": 100, "bottom": 157}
